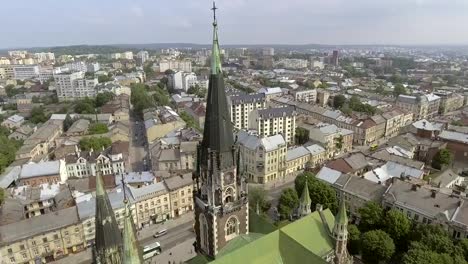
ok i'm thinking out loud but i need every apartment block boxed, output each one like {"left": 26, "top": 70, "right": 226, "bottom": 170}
{"left": 434, "top": 91, "right": 465, "bottom": 114}
{"left": 159, "top": 59, "right": 192, "bottom": 73}
{"left": 305, "top": 123, "right": 353, "bottom": 158}
{"left": 228, "top": 93, "right": 266, "bottom": 130}
{"left": 54, "top": 71, "right": 98, "bottom": 101}
{"left": 248, "top": 106, "right": 296, "bottom": 145}
{"left": 13, "top": 65, "right": 39, "bottom": 80}
{"left": 164, "top": 174, "right": 194, "bottom": 218}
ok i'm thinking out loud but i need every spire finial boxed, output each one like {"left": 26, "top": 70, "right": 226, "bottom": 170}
{"left": 121, "top": 173, "right": 128, "bottom": 204}
{"left": 212, "top": 1, "right": 218, "bottom": 26}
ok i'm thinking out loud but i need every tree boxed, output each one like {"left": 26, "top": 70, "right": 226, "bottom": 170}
{"left": 347, "top": 224, "right": 361, "bottom": 255}
{"left": 394, "top": 84, "right": 407, "bottom": 97}
{"left": 98, "top": 75, "right": 112, "bottom": 83}
{"left": 63, "top": 114, "right": 74, "bottom": 132}
{"left": 74, "top": 98, "right": 96, "bottom": 114}
{"left": 30, "top": 106, "right": 48, "bottom": 124}
{"left": 179, "top": 111, "right": 201, "bottom": 131}
{"left": 333, "top": 94, "right": 346, "bottom": 109}
{"left": 361, "top": 230, "right": 395, "bottom": 263}
{"left": 95, "top": 91, "right": 115, "bottom": 107}
{"left": 0, "top": 187, "right": 4, "bottom": 204}
{"left": 248, "top": 186, "right": 271, "bottom": 214}
{"left": 277, "top": 188, "right": 299, "bottom": 220}
{"left": 88, "top": 123, "right": 109, "bottom": 134}
{"left": 164, "top": 69, "right": 175, "bottom": 75}
{"left": 382, "top": 209, "right": 411, "bottom": 249}
{"left": 335, "top": 135, "right": 344, "bottom": 153}
{"left": 295, "top": 127, "right": 309, "bottom": 145}
{"left": 458, "top": 239, "right": 468, "bottom": 261}
{"left": 131, "top": 83, "right": 154, "bottom": 117}
{"left": 375, "top": 85, "right": 386, "bottom": 94}
{"left": 432, "top": 149, "right": 453, "bottom": 170}
{"left": 294, "top": 172, "right": 338, "bottom": 212}
{"left": 79, "top": 137, "right": 112, "bottom": 151}
{"left": 358, "top": 202, "right": 384, "bottom": 232}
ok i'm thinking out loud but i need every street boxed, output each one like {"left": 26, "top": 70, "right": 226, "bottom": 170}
{"left": 128, "top": 111, "right": 149, "bottom": 172}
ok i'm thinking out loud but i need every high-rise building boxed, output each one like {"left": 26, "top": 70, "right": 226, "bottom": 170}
{"left": 228, "top": 93, "right": 266, "bottom": 130}
{"left": 8, "top": 50, "right": 28, "bottom": 58}
{"left": 136, "top": 51, "right": 149, "bottom": 65}
{"left": 54, "top": 71, "right": 98, "bottom": 101}
{"left": 262, "top": 47, "right": 275, "bottom": 56}
{"left": 12, "top": 65, "right": 39, "bottom": 80}
{"left": 34, "top": 52, "right": 55, "bottom": 62}
{"left": 159, "top": 59, "right": 192, "bottom": 73}
{"left": 193, "top": 5, "right": 249, "bottom": 258}
{"left": 248, "top": 106, "right": 297, "bottom": 145}
{"left": 331, "top": 50, "right": 339, "bottom": 66}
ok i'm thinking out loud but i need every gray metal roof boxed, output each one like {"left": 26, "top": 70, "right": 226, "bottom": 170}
{"left": 257, "top": 106, "right": 296, "bottom": 119}
{"left": 229, "top": 93, "right": 265, "bottom": 105}
{"left": 164, "top": 174, "right": 193, "bottom": 191}
{"left": 77, "top": 188, "right": 128, "bottom": 220}
{"left": 127, "top": 182, "right": 167, "bottom": 202}
{"left": 20, "top": 161, "right": 62, "bottom": 179}
{"left": 0, "top": 166, "right": 21, "bottom": 188}
{"left": 0, "top": 206, "right": 80, "bottom": 245}
{"left": 306, "top": 144, "right": 326, "bottom": 156}
{"left": 333, "top": 174, "right": 387, "bottom": 203}
{"left": 439, "top": 130, "right": 468, "bottom": 144}
{"left": 286, "top": 146, "right": 310, "bottom": 161}
{"left": 236, "top": 131, "right": 286, "bottom": 152}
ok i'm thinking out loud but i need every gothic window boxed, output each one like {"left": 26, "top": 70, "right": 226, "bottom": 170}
{"left": 199, "top": 214, "right": 209, "bottom": 253}
{"left": 225, "top": 216, "right": 239, "bottom": 241}
{"left": 224, "top": 187, "right": 234, "bottom": 204}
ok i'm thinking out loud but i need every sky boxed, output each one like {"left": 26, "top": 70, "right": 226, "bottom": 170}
{"left": 1, "top": 0, "right": 468, "bottom": 48}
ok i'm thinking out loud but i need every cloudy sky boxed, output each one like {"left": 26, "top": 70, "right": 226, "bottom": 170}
{"left": 2, "top": 0, "right": 468, "bottom": 48}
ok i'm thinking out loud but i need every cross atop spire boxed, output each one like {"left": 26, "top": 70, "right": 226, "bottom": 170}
{"left": 212, "top": 1, "right": 218, "bottom": 26}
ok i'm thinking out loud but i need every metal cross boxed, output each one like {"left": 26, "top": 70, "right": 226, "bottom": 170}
{"left": 211, "top": 1, "right": 218, "bottom": 22}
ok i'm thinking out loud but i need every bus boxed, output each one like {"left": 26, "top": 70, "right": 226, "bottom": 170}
{"left": 143, "top": 241, "right": 162, "bottom": 260}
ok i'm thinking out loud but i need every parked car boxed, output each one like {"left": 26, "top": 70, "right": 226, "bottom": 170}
{"left": 153, "top": 229, "right": 168, "bottom": 238}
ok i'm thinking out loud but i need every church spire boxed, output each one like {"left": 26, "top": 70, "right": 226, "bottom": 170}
{"left": 298, "top": 178, "right": 312, "bottom": 217}
{"left": 333, "top": 198, "right": 352, "bottom": 264}
{"left": 122, "top": 200, "right": 143, "bottom": 264}
{"left": 211, "top": 1, "right": 222, "bottom": 75}
{"left": 94, "top": 169, "right": 123, "bottom": 264}
{"left": 200, "top": 0, "right": 235, "bottom": 169}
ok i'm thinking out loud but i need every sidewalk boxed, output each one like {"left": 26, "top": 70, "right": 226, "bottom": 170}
{"left": 249, "top": 170, "right": 301, "bottom": 191}
{"left": 149, "top": 239, "right": 197, "bottom": 264}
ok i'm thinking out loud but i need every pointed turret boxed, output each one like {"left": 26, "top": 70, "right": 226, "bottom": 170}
{"left": 200, "top": 1, "right": 235, "bottom": 170}
{"left": 94, "top": 172, "right": 123, "bottom": 264}
{"left": 333, "top": 198, "right": 352, "bottom": 264}
{"left": 298, "top": 179, "right": 312, "bottom": 217}
{"left": 122, "top": 200, "right": 143, "bottom": 264}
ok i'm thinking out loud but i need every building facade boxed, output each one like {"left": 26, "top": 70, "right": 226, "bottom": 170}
{"left": 248, "top": 106, "right": 297, "bottom": 145}
{"left": 54, "top": 71, "right": 98, "bottom": 101}
{"left": 228, "top": 93, "right": 266, "bottom": 130}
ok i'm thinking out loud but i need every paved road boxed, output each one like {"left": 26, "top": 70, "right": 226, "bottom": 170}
{"left": 129, "top": 111, "right": 149, "bottom": 172}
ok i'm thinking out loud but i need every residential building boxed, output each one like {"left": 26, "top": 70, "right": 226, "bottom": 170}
{"left": 122, "top": 51, "right": 134, "bottom": 60}
{"left": 126, "top": 182, "right": 171, "bottom": 228}
{"left": 363, "top": 161, "right": 424, "bottom": 184}
{"left": 62, "top": 61, "right": 88, "bottom": 73}
{"left": 8, "top": 124, "right": 36, "bottom": 141}
{"left": 236, "top": 131, "right": 287, "bottom": 184}
{"left": 382, "top": 109, "right": 406, "bottom": 138}
{"left": 184, "top": 102, "right": 206, "bottom": 128}
{"left": 19, "top": 160, "right": 68, "bottom": 186}
{"left": 305, "top": 123, "right": 353, "bottom": 158}
{"left": 100, "top": 94, "right": 130, "bottom": 121}
{"left": 136, "top": 51, "right": 149, "bottom": 65}
{"left": 12, "top": 65, "right": 40, "bottom": 80}
{"left": 0, "top": 207, "right": 86, "bottom": 263}
{"left": 435, "top": 91, "right": 465, "bottom": 114}
{"left": 331, "top": 50, "right": 339, "bottom": 66}
{"left": 16, "top": 120, "right": 62, "bottom": 160}
{"left": 438, "top": 130, "right": 468, "bottom": 163}
{"left": 54, "top": 71, "right": 98, "bottom": 101}
{"left": 258, "top": 87, "right": 283, "bottom": 102}
{"left": 316, "top": 89, "right": 330, "bottom": 107}
{"left": 248, "top": 106, "right": 297, "bottom": 145}
{"left": 291, "top": 89, "right": 317, "bottom": 103}
{"left": 276, "top": 58, "right": 308, "bottom": 69}
{"left": 228, "top": 93, "right": 266, "bottom": 130}
{"left": 144, "top": 106, "right": 186, "bottom": 143}
{"left": 120, "top": 171, "right": 155, "bottom": 188}
{"left": 64, "top": 119, "right": 90, "bottom": 136}
{"left": 87, "top": 62, "right": 100, "bottom": 73}
{"left": 8, "top": 50, "right": 28, "bottom": 58}
{"left": 64, "top": 147, "right": 125, "bottom": 178}
{"left": 1, "top": 114, "right": 24, "bottom": 129}
{"left": 164, "top": 174, "right": 194, "bottom": 218}
{"left": 396, "top": 94, "right": 440, "bottom": 120}
{"left": 262, "top": 48, "right": 275, "bottom": 56}
{"left": 285, "top": 146, "right": 311, "bottom": 174}
{"left": 159, "top": 59, "right": 192, "bottom": 73}
{"left": 0, "top": 65, "right": 14, "bottom": 79}
{"left": 34, "top": 52, "right": 55, "bottom": 62}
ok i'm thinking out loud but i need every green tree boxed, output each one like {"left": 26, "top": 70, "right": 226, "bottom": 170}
{"left": 295, "top": 127, "right": 309, "bottom": 145}
{"left": 335, "top": 135, "right": 344, "bottom": 152}
{"left": 248, "top": 186, "right": 271, "bottom": 214}
{"left": 179, "top": 111, "right": 201, "bottom": 131}
{"left": 164, "top": 69, "right": 175, "bottom": 75}
{"left": 394, "top": 84, "right": 407, "bottom": 97}
{"left": 130, "top": 83, "right": 154, "bottom": 117}
{"left": 432, "top": 149, "right": 453, "bottom": 170}
{"left": 375, "top": 85, "right": 386, "bottom": 94}
{"left": 95, "top": 91, "right": 115, "bottom": 107}
{"left": 358, "top": 202, "right": 384, "bottom": 232}
{"left": 98, "top": 75, "right": 112, "bottom": 83}
{"left": 63, "top": 114, "right": 74, "bottom": 132}
{"left": 333, "top": 94, "right": 346, "bottom": 109}
{"left": 383, "top": 209, "right": 411, "bottom": 249}
{"left": 74, "top": 98, "right": 96, "bottom": 114}
{"left": 30, "top": 106, "right": 49, "bottom": 124}
{"left": 278, "top": 188, "right": 299, "bottom": 220}
{"left": 79, "top": 137, "right": 112, "bottom": 151}
{"left": 347, "top": 224, "right": 361, "bottom": 255}
{"left": 0, "top": 188, "right": 4, "bottom": 204}
{"left": 294, "top": 172, "right": 338, "bottom": 212}
{"left": 88, "top": 123, "right": 109, "bottom": 134}
{"left": 361, "top": 230, "right": 395, "bottom": 263}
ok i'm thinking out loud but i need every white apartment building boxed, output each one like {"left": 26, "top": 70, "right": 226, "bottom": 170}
{"left": 262, "top": 48, "right": 275, "bottom": 56}
{"left": 228, "top": 93, "right": 266, "bottom": 130}
{"left": 87, "top": 62, "right": 100, "bottom": 73}
{"left": 34, "top": 52, "right": 55, "bottom": 62}
{"left": 183, "top": 72, "right": 197, "bottom": 91}
{"left": 8, "top": 50, "right": 28, "bottom": 58}
{"left": 122, "top": 51, "right": 134, "bottom": 60}
{"left": 291, "top": 89, "right": 317, "bottom": 103}
{"left": 0, "top": 57, "right": 10, "bottom": 65}
{"left": 276, "top": 59, "right": 308, "bottom": 69}
{"left": 248, "top": 106, "right": 297, "bottom": 145}
{"left": 159, "top": 59, "right": 192, "bottom": 73}
{"left": 137, "top": 51, "right": 149, "bottom": 64}
{"left": 54, "top": 71, "right": 98, "bottom": 101}
{"left": 110, "top": 53, "right": 121, "bottom": 59}
{"left": 64, "top": 148, "right": 125, "bottom": 178}
{"left": 12, "top": 65, "right": 39, "bottom": 80}
{"left": 63, "top": 61, "right": 88, "bottom": 73}
{"left": 171, "top": 71, "right": 184, "bottom": 90}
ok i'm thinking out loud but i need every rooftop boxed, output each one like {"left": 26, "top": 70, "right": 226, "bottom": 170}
{"left": 439, "top": 130, "right": 468, "bottom": 144}
{"left": 286, "top": 146, "right": 310, "bottom": 161}
{"left": 257, "top": 106, "right": 296, "bottom": 119}
{"left": 20, "top": 161, "right": 62, "bottom": 179}
{"left": 164, "top": 174, "right": 193, "bottom": 191}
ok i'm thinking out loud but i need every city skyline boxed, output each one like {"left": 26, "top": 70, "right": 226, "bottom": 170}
{"left": 2, "top": 0, "right": 468, "bottom": 49}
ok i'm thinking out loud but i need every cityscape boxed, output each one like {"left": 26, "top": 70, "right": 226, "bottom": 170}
{"left": 1, "top": 1, "right": 468, "bottom": 264}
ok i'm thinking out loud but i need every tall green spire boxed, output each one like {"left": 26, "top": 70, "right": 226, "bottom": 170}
{"left": 335, "top": 197, "right": 348, "bottom": 226}
{"left": 122, "top": 199, "right": 143, "bottom": 264}
{"left": 95, "top": 170, "right": 123, "bottom": 264}
{"left": 298, "top": 178, "right": 311, "bottom": 217}
{"left": 211, "top": 1, "right": 222, "bottom": 75}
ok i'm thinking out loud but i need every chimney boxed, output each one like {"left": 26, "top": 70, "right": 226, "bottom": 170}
{"left": 411, "top": 184, "right": 418, "bottom": 191}
{"left": 431, "top": 189, "right": 437, "bottom": 198}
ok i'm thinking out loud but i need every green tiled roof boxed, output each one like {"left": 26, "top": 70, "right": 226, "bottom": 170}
{"left": 208, "top": 209, "right": 335, "bottom": 264}
{"left": 336, "top": 199, "right": 348, "bottom": 226}
{"left": 217, "top": 233, "right": 264, "bottom": 258}
{"left": 249, "top": 209, "right": 277, "bottom": 234}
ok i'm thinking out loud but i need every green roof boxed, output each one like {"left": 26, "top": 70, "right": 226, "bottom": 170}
{"left": 217, "top": 233, "right": 264, "bottom": 258}
{"left": 209, "top": 209, "right": 335, "bottom": 264}
{"left": 249, "top": 209, "right": 277, "bottom": 235}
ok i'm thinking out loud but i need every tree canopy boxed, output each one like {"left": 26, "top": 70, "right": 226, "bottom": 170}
{"left": 361, "top": 230, "right": 395, "bottom": 263}
{"left": 74, "top": 97, "right": 96, "bottom": 114}
{"left": 358, "top": 202, "right": 384, "bottom": 232}
{"left": 30, "top": 106, "right": 49, "bottom": 124}
{"left": 88, "top": 123, "right": 109, "bottom": 134}
{"left": 95, "top": 91, "right": 115, "bottom": 107}
{"left": 393, "top": 84, "right": 408, "bottom": 97}
{"left": 295, "top": 127, "right": 309, "bottom": 145}
{"left": 432, "top": 149, "right": 453, "bottom": 170}
{"left": 131, "top": 83, "right": 154, "bottom": 118}
{"left": 278, "top": 188, "right": 299, "bottom": 220}
{"left": 248, "top": 186, "right": 271, "bottom": 214}
{"left": 79, "top": 137, "right": 112, "bottom": 151}
{"left": 294, "top": 172, "right": 338, "bottom": 213}
{"left": 333, "top": 94, "right": 346, "bottom": 109}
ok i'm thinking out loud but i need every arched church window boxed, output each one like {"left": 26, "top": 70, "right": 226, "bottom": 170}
{"left": 225, "top": 216, "right": 238, "bottom": 237}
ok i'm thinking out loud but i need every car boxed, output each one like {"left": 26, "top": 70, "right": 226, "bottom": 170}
{"left": 153, "top": 229, "right": 167, "bottom": 238}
